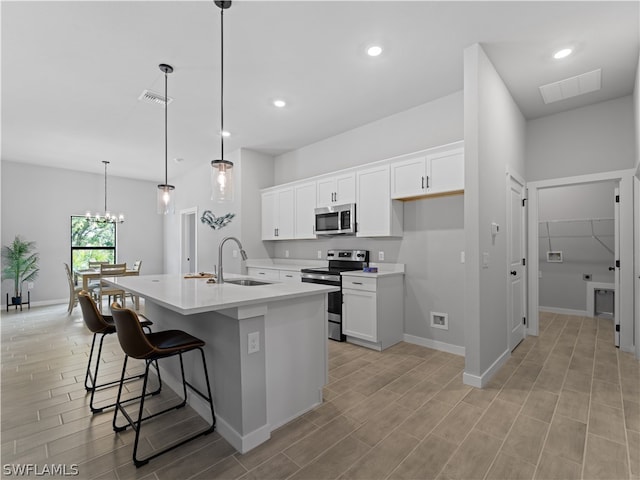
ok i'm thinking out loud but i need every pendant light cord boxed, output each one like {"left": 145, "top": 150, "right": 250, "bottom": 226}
{"left": 164, "top": 68, "right": 168, "bottom": 185}
{"left": 103, "top": 161, "right": 108, "bottom": 212}
{"left": 220, "top": 6, "right": 224, "bottom": 160}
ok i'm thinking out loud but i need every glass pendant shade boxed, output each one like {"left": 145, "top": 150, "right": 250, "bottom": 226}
{"left": 157, "top": 184, "right": 175, "bottom": 215}
{"left": 211, "top": 159, "right": 233, "bottom": 203}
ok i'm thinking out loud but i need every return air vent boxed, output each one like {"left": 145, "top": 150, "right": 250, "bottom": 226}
{"left": 539, "top": 69, "right": 602, "bottom": 104}
{"left": 138, "top": 89, "right": 173, "bottom": 106}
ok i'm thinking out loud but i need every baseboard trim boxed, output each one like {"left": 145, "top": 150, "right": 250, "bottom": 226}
{"left": 539, "top": 306, "right": 588, "bottom": 317}
{"left": 463, "top": 348, "right": 510, "bottom": 388}
{"left": 403, "top": 334, "right": 465, "bottom": 357}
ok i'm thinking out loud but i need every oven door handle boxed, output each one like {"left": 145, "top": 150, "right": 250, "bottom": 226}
{"left": 301, "top": 272, "right": 341, "bottom": 283}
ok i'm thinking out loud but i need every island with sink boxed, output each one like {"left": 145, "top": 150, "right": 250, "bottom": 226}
{"left": 105, "top": 270, "right": 338, "bottom": 454}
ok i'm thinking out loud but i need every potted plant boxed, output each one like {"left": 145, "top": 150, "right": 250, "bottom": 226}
{"left": 2, "top": 235, "right": 39, "bottom": 305}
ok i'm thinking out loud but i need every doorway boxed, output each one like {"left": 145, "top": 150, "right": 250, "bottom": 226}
{"left": 180, "top": 207, "right": 197, "bottom": 274}
{"left": 507, "top": 172, "right": 526, "bottom": 351}
{"left": 527, "top": 170, "right": 635, "bottom": 352}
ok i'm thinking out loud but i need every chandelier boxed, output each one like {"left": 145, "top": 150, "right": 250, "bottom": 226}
{"left": 85, "top": 161, "right": 124, "bottom": 224}
{"left": 211, "top": 0, "right": 234, "bottom": 203}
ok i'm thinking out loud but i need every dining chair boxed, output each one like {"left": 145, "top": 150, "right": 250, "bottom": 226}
{"left": 98, "top": 263, "right": 127, "bottom": 311}
{"left": 126, "top": 261, "right": 142, "bottom": 307}
{"left": 64, "top": 263, "right": 83, "bottom": 314}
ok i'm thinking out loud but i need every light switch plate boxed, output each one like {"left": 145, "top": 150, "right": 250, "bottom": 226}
{"left": 248, "top": 332, "right": 260, "bottom": 354}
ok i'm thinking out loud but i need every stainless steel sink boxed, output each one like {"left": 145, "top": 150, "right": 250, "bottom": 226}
{"left": 225, "top": 279, "right": 272, "bottom": 286}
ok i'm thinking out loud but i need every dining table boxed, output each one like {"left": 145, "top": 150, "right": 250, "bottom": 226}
{"left": 74, "top": 267, "right": 141, "bottom": 308}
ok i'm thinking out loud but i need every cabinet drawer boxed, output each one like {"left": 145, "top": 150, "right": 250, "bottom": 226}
{"left": 247, "top": 268, "right": 280, "bottom": 281}
{"left": 342, "top": 276, "right": 377, "bottom": 292}
{"left": 279, "top": 270, "right": 301, "bottom": 282}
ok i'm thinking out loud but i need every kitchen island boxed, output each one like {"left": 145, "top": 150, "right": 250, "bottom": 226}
{"left": 105, "top": 273, "right": 338, "bottom": 453}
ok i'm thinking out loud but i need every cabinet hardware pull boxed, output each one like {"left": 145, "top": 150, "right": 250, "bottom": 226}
{"left": 285, "top": 275, "right": 293, "bottom": 278}
{"left": 426, "top": 176, "right": 429, "bottom": 188}
{"left": 258, "top": 272, "right": 265, "bottom": 275}
{"left": 352, "top": 282, "right": 363, "bottom": 285}
{"left": 421, "top": 176, "right": 425, "bottom": 189}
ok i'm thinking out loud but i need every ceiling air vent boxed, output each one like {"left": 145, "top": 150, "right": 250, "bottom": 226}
{"left": 539, "top": 68, "right": 602, "bottom": 104}
{"left": 138, "top": 89, "right": 173, "bottom": 106}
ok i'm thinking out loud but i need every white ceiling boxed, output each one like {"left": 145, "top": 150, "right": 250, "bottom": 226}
{"left": 2, "top": 1, "right": 638, "bottom": 182}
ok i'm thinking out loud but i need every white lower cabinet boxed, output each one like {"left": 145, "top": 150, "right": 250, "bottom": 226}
{"left": 341, "top": 274, "right": 404, "bottom": 351}
{"left": 246, "top": 267, "right": 280, "bottom": 281}
{"left": 279, "top": 270, "right": 301, "bottom": 283}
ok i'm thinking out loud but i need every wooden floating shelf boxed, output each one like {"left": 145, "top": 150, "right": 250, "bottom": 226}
{"left": 396, "top": 189, "right": 464, "bottom": 202}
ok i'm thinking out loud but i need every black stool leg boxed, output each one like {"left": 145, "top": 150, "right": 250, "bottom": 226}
{"left": 113, "top": 348, "right": 216, "bottom": 468}
{"left": 84, "top": 333, "right": 99, "bottom": 391}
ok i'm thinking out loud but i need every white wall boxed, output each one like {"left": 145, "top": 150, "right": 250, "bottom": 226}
{"left": 635, "top": 52, "right": 640, "bottom": 174}
{"left": 463, "top": 43, "right": 526, "bottom": 385}
{"left": 275, "top": 92, "right": 464, "bottom": 184}
{"left": 1, "top": 160, "right": 163, "bottom": 305}
{"left": 272, "top": 91, "right": 466, "bottom": 350}
{"left": 164, "top": 148, "right": 275, "bottom": 277}
{"left": 526, "top": 96, "right": 635, "bottom": 182}
{"left": 538, "top": 181, "right": 616, "bottom": 313}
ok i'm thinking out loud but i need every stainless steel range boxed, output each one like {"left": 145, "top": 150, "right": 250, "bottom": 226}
{"left": 301, "top": 249, "right": 369, "bottom": 341}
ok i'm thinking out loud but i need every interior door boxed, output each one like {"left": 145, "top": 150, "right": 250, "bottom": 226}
{"left": 508, "top": 174, "right": 526, "bottom": 350}
{"left": 180, "top": 209, "right": 197, "bottom": 274}
{"left": 614, "top": 186, "right": 620, "bottom": 347}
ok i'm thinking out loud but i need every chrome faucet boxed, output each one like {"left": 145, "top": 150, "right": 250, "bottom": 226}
{"left": 217, "top": 236, "right": 248, "bottom": 284}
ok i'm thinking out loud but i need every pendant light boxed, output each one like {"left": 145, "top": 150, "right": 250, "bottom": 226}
{"left": 157, "top": 63, "right": 176, "bottom": 214}
{"left": 85, "top": 161, "right": 124, "bottom": 224}
{"left": 211, "top": 0, "right": 234, "bottom": 203}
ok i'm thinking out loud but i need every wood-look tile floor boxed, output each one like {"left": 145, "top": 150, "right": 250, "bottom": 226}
{"left": 2, "top": 306, "right": 639, "bottom": 479}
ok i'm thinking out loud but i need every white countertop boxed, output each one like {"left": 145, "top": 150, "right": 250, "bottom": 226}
{"left": 341, "top": 262, "right": 405, "bottom": 278}
{"left": 106, "top": 273, "right": 338, "bottom": 315}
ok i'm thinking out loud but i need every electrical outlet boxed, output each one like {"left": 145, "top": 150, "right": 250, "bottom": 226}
{"left": 248, "top": 332, "right": 260, "bottom": 354}
{"left": 285, "top": 250, "right": 290, "bottom": 258}
{"left": 27, "top": 282, "right": 34, "bottom": 290}
{"left": 232, "top": 249, "right": 238, "bottom": 258}
{"left": 460, "top": 251, "right": 465, "bottom": 263}
{"left": 378, "top": 251, "right": 384, "bottom": 261}
{"left": 317, "top": 250, "right": 322, "bottom": 259}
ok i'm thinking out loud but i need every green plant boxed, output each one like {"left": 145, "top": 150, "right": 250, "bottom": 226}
{"left": 2, "top": 235, "right": 39, "bottom": 299}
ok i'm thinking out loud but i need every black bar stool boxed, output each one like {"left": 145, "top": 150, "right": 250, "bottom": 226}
{"left": 78, "top": 291, "right": 160, "bottom": 413}
{"left": 110, "top": 303, "right": 216, "bottom": 467}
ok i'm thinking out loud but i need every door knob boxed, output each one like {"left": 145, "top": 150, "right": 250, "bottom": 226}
{"left": 510, "top": 270, "right": 517, "bottom": 276}
{"left": 608, "top": 266, "right": 615, "bottom": 271}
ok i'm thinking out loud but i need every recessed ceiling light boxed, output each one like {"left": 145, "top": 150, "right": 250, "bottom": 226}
{"left": 221, "top": 130, "right": 231, "bottom": 137}
{"left": 367, "top": 45, "right": 383, "bottom": 57}
{"left": 553, "top": 48, "right": 573, "bottom": 59}
{"left": 273, "top": 99, "right": 286, "bottom": 108}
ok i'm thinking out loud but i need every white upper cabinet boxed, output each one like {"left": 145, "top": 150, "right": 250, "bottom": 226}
{"left": 294, "top": 181, "right": 317, "bottom": 239}
{"left": 357, "top": 165, "right": 403, "bottom": 237}
{"left": 426, "top": 147, "right": 464, "bottom": 195}
{"left": 390, "top": 156, "right": 427, "bottom": 199}
{"left": 261, "top": 187, "right": 294, "bottom": 240}
{"left": 316, "top": 172, "right": 356, "bottom": 207}
{"left": 391, "top": 144, "right": 464, "bottom": 200}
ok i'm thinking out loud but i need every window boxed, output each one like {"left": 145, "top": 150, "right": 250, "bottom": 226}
{"left": 70, "top": 216, "right": 116, "bottom": 272}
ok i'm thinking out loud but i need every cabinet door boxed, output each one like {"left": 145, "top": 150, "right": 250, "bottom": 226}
{"left": 426, "top": 148, "right": 464, "bottom": 194}
{"left": 277, "top": 188, "right": 295, "bottom": 239}
{"left": 335, "top": 172, "right": 356, "bottom": 204}
{"left": 294, "top": 182, "right": 317, "bottom": 239}
{"left": 357, "top": 165, "right": 390, "bottom": 237}
{"left": 342, "top": 289, "right": 377, "bottom": 342}
{"left": 390, "top": 156, "right": 427, "bottom": 199}
{"left": 261, "top": 191, "right": 278, "bottom": 240}
{"left": 316, "top": 178, "right": 336, "bottom": 207}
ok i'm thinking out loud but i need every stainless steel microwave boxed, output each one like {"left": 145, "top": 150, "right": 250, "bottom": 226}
{"left": 314, "top": 203, "right": 356, "bottom": 235}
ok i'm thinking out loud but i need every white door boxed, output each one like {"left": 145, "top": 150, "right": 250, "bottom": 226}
{"left": 614, "top": 186, "right": 620, "bottom": 347}
{"left": 180, "top": 208, "right": 197, "bottom": 274}
{"left": 507, "top": 174, "right": 526, "bottom": 350}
